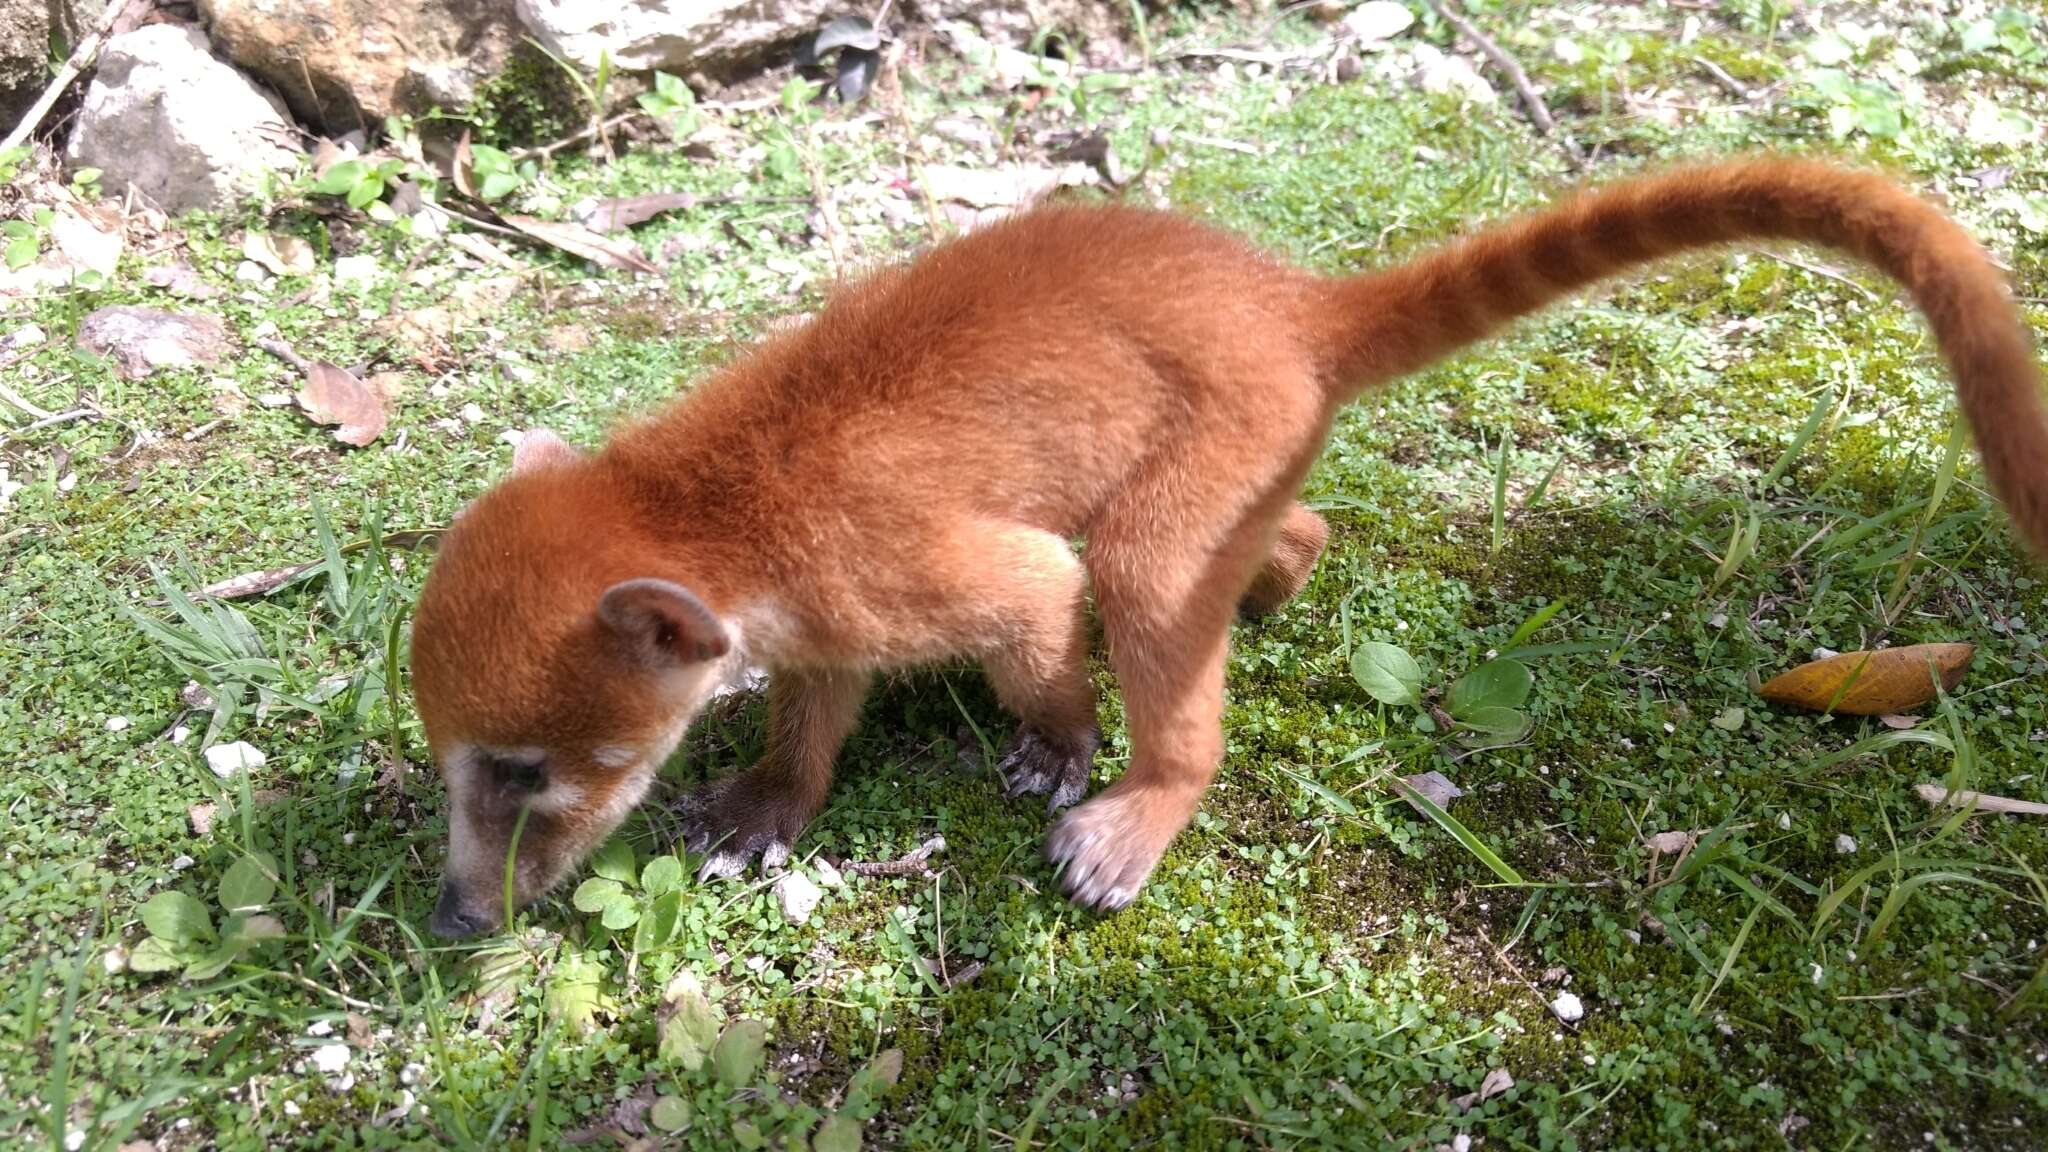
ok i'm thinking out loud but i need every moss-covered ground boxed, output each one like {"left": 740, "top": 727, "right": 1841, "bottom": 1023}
{"left": 4, "top": 3, "right": 2047, "bottom": 1149}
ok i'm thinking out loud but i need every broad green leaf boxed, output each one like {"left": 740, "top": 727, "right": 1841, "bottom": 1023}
{"left": 141, "top": 891, "right": 214, "bottom": 946}
{"left": 591, "top": 838, "right": 637, "bottom": 884}
{"left": 1454, "top": 706, "right": 1532, "bottom": 739}
{"left": 1350, "top": 642, "right": 1423, "bottom": 707}
{"left": 641, "top": 855, "right": 684, "bottom": 897}
{"left": 713, "top": 1018, "right": 768, "bottom": 1086}
{"left": 313, "top": 159, "right": 366, "bottom": 196}
{"left": 546, "top": 949, "right": 607, "bottom": 1033}
{"left": 650, "top": 1094, "right": 691, "bottom": 1132}
{"left": 182, "top": 938, "right": 244, "bottom": 980}
{"left": 600, "top": 893, "right": 641, "bottom": 930}
{"left": 732, "top": 1119, "right": 765, "bottom": 1149}
{"left": 813, "top": 1114, "right": 862, "bottom": 1152}
{"left": 219, "top": 853, "right": 277, "bottom": 913}
{"left": 635, "top": 889, "right": 682, "bottom": 954}
{"left": 4, "top": 234, "right": 34, "bottom": 269}
{"left": 478, "top": 171, "right": 522, "bottom": 202}
{"left": 572, "top": 877, "right": 623, "bottom": 913}
{"left": 345, "top": 175, "right": 384, "bottom": 209}
{"left": 660, "top": 968, "right": 723, "bottom": 1068}
{"left": 1446, "top": 659, "right": 1532, "bottom": 716}
{"left": 126, "top": 936, "right": 186, "bottom": 973}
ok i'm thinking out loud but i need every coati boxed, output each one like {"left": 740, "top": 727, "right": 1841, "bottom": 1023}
{"left": 411, "top": 157, "right": 2048, "bottom": 938}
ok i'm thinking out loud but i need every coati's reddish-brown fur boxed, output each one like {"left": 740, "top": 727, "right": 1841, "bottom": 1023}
{"left": 411, "top": 156, "right": 2048, "bottom": 937}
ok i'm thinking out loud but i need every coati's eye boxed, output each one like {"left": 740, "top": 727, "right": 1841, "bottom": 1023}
{"left": 485, "top": 753, "right": 546, "bottom": 791}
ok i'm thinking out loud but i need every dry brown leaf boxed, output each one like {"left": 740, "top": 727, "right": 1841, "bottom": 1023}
{"left": 297, "top": 360, "right": 388, "bottom": 447}
{"left": 445, "top": 231, "right": 521, "bottom": 268}
{"left": 243, "top": 231, "right": 315, "bottom": 277}
{"left": 311, "top": 136, "right": 357, "bottom": 178}
{"left": 451, "top": 127, "right": 476, "bottom": 199}
{"left": 1756, "top": 643, "right": 1973, "bottom": 716}
{"left": 502, "top": 214, "right": 659, "bottom": 274}
{"left": 1453, "top": 1067, "right": 1515, "bottom": 1113}
{"left": 1643, "top": 830, "right": 1699, "bottom": 855}
{"left": 1400, "top": 770, "right": 1463, "bottom": 810}
{"left": 1915, "top": 783, "right": 2048, "bottom": 817}
{"left": 582, "top": 192, "right": 700, "bottom": 233}
{"left": 198, "top": 561, "right": 318, "bottom": 600}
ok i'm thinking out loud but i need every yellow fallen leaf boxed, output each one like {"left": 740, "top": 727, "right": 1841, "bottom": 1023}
{"left": 1757, "top": 643, "right": 1973, "bottom": 716}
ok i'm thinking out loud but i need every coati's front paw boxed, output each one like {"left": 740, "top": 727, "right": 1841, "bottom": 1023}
{"left": 673, "top": 775, "right": 810, "bottom": 882}
{"left": 998, "top": 727, "right": 1098, "bottom": 814}
{"left": 1043, "top": 781, "right": 1197, "bottom": 912}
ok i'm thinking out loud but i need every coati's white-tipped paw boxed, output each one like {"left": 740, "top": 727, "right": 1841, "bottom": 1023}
{"left": 998, "top": 727, "right": 1098, "bottom": 815}
{"left": 1043, "top": 782, "right": 1192, "bottom": 912}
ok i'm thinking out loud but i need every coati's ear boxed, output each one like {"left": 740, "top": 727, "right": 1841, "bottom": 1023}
{"left": 512, "top": 428, "right": 580, "bottom": 473}
{"left": 597, "top": 579, "right": 731, "bottom": 665}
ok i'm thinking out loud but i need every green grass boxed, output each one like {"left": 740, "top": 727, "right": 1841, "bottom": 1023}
{"left": 5, "top": 4, "right": 2048, "bottom": 1149}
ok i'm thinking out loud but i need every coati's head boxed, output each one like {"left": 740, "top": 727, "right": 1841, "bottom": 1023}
{"left": 410, "top": 431, "right": 740, "bottom": 938}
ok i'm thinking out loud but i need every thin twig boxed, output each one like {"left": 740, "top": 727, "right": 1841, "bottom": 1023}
{"left": 0, "top": 0, "right": 149, "bottom": 152}
{"left": 508, "top": 111, "right": 645, "bottom": 163}
{"left": 1767, "top": 250, "right": 1879, "bottom": 300}
{"left": 255, "top": 338, "right": 310, "bottom": 373}
{"left": 1423, "top": 0, "right": 1585, "bottom": 169}
{"left": 2, "top": 408, "right": 97, "bottom": 441}
{"left": 1692, "top": 56, "right": 1753, "bottom": 101}
{"left": 879, "top": 46, "right": 947, "bottom": 244}
{"left": 0, "top": 378, "right": 54, "bottom": 420}
{"left": 800, "top": 127, "right": 849, "bottom": 280}
{"left": 845, "top": 835, "right": 947, "bottom": 877}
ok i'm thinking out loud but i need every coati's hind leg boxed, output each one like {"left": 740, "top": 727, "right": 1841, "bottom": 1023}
{"left": 1239, "top": 502, "right": 1328, "bottom": 619}
{"left": 1052, "top": 461, "right": 1315, "bottom": 910}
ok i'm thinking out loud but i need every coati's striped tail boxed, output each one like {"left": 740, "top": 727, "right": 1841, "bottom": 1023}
{"left": 1318, "top": 157, "right": 2048, "bottom": 559}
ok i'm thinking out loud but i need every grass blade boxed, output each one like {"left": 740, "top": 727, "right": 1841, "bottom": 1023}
{"left": 1390, "top": 777, "right": 1525, "bottom": 884}
{"left": 1886, "top": 416, "right": 1967, "bottom": 609}
{"left": 1689, "top": 893, "right": 1765, "bottom": 1015}
{"left": 1760, "top": 385, "right": 1837, "bottom": 491}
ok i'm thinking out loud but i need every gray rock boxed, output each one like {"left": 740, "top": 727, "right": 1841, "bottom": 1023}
{"left": 77, "top": 305, "right": 231, "bottom": 379}
{"left": 1, "top": 0, "right": 104, "bottom": 131}
{"left": 65, "top": 25, "right": 298, "bottom": 215}
{"left": 198, "top": 0, "right": 523, "bottom": 132}
{"left": 516, "top": 0, "right": 1126, "bottom": 77}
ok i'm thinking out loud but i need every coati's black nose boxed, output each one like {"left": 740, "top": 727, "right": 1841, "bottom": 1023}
{"left": 430, "top": 881, "right": 489, "bottom": 939}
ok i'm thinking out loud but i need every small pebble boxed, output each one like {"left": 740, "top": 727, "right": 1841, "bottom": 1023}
{"left": 171, "top": 854, "right": 195, "bottom": 871}
{"left": 171, "top": 725, "right": 192, "bottom": 745}
{"left": 1835, "top": 834, "right": 1857, "bottom": 855}
{"left": 814, "top": 857, "right": 845, "bottom": 889}
{"left": 307, "top": 1020, "right": 334, "bottom": 1037}
{"left": 400, "top": 1062, "right": 425, "bottom": 1086}
{"left": 459, "top": 402, "right": 485, "bottom": 424}
{"left": 311, "top": 1043, "right": 351, "bottom": 1073}
{"left": 105, "top": 716, "right": 129, "bottom": 732}
{"left": 774, "top": 869, "right": 823, "bottom": 925}
{"left": 257, "top": 392, "right": 294, "bottom": 408}
{"left": 1549, "top": 990, "right": 1585, "bottom": 1023}
{"left": 205, "top": 741, "right": 267, "bottom": 778}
